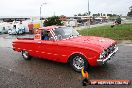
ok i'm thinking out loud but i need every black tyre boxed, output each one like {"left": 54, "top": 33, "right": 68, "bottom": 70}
{"left": 22, "top": 50, "right": 32, "bottom": 60}
{"left": 69, "top": 54, "right": 88, "bottom": 72}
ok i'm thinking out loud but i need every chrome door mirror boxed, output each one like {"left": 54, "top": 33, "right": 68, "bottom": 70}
{"left": 49, "top": 37, "right": 55, "bottom": 41}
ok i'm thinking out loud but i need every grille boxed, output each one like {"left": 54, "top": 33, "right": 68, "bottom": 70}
{"left": 107, "top": 44, "right": 116, "bottom": 53}
{"left": 103, "top": 44, "right": 116, "bottom": 59}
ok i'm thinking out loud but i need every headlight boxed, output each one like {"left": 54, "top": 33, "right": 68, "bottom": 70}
{"left": 99, "top": 44, "right": 117, "bottom": 59}
{"left": 99, "top": 50, "right": 107, "bottom": 59}
{"left": 114, "top": 45, "right": 117, "bottom": 49}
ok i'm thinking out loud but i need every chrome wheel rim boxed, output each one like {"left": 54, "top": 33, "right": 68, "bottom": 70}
{"left": 22, "top": 51, "right": 28, "bottom": 59}
{"left": 73, "top": 56, "right": 84, "bottom": 70}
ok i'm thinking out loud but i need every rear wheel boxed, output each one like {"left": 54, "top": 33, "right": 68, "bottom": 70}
{"left": 22, "top": 51, "right": 32, "bottom": 60}
{"left": 69, "top": 54, "right": 88, "bottom": 72}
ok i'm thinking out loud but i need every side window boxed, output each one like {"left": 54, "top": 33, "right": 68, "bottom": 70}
{"left": 53, "top": 29, "right": 63, "bottom": 40}
{"left": 41, "top": 30, "right": 53, "bottom": 41}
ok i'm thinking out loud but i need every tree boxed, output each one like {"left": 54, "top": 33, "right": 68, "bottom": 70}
{"left": 97, "top": 13, "right": 100, "bottom": 16}
{"left": 129, "top": 6, "right": 132, "bottom": 11}
{"left": 88, "top": 11, "right": 91, "bottom": 16}
{"left": 92, "top": 14, "right": 98, "bottom": 17}
{"left": 78, "top": 13, "right": 82, "bottom": 16}
{"left": 107, "top": 14, "right": 113, "bottom": 17}
{"left": 101, "top": 13, "right": 103, "bottom": 16}
{"left": 127, "top": 6, "right": 132, "bottom": 17}
{"left": 82, "top": 12, "right": 88, "bottom": 16}
{"left": 112, "top": 14, "right": 117, "bottom": 16}
{"left": 44, "top": 16, "right": 63, "bottom": 26}
{"left": 103, "top": 14, "right": 106, "bottom": 16}
{"left": 74, "top": 14, "right": 77, "bottom": 16}
{"left": 127, "top": 11, "right": 132, "bottom": 17}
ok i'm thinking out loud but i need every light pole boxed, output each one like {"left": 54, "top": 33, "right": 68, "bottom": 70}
{"left": 40, "top": 2, "right": 47, "bottom": 27}
{"left": 87, "top": 0, "right": 90, "bottom": 28}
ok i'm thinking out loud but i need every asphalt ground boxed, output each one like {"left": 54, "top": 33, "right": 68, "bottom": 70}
{"left": 0, "top": 34, "right": 132, "bottom": 88}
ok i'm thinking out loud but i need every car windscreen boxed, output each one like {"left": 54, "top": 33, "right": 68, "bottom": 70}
{"left": 53, "top": 27, "right": 79, "bottom": 40}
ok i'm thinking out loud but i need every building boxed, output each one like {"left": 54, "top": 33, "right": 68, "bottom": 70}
{"left": 0, "top": 16, "right": 31, "bottom": 22}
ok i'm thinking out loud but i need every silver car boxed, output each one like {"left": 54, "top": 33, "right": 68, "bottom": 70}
{"left": 8, "top": 29, "right": 17, "bottom": 35}
{"left": 0, "top": 26, "right": 8, "bottom": 34}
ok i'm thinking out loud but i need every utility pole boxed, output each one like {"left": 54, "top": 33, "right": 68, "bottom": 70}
{"left": 87, "top": 0, "right": 90, "bottom": 28}
{"left": 40, "top": 2, "right": 47, "bottom": 27}
{"left": 54, "top": 11, "right": 55, "bottom": 16}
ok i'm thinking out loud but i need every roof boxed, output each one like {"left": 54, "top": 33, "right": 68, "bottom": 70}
{"left": 39, "top": 26, "right": 65, "bottom": 30}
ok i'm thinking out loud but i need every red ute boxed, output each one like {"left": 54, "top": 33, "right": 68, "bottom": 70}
{"left": 12, "top": 26, "right": 118, "bottom": 72}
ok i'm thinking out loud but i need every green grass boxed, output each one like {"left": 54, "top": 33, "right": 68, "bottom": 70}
{"left": 78, "top": 23, "right": 132, "bottom": 40}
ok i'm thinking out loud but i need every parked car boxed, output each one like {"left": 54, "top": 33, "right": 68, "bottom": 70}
{"left": 0, "top": 26, "right": 9, "bottom": 34}
{"left": 0, "top": 27, "right": 2, "bottom": 34}
{"left": 8, "top": 25, "right": 25, "bottom": 35}
{"left": 17, "top": 24, "right": 25, "bottom": 34}
{"left": 8, "top": 29, "right": 17, "bottom": 35}
{"left": 12, "top": 26, "right": 118, "bottom": 72}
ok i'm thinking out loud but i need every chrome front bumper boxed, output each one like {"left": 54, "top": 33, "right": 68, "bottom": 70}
{"left": 97, "top": 47, "right": 118, "bottom": 65}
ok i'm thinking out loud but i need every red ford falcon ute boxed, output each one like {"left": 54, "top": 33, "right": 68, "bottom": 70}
{"left": 12, "top": 26, "right": 118, "bottom": 72}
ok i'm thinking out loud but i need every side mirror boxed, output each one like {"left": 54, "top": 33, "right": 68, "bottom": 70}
{"left": 50, "top": 37, "right": 55, "bottom": 41}
{"left": 57, "top": 35, "right": 62, "bottom": 40}
{"left": 54, "top": 36, "right": 58, "bottom": 40}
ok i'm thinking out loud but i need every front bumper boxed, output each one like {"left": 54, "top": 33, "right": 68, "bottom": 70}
{"left": 97, "top": 47, "right": 118, "bottom": 65}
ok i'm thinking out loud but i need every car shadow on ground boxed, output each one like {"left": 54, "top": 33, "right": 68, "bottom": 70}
{"left": 17, "top": 55, "right": 113, "bottom": 75}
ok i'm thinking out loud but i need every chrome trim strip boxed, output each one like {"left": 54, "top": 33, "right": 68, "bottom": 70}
{"left": 97, "top": 47, "right": 118, "bottom": 65}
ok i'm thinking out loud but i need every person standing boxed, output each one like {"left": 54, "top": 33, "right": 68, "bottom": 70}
{"left": 116, "top": 16, "right": 122, "bottom": 24}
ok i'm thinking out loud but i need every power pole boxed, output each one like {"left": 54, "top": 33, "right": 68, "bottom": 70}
{"left": 87, "top": 0, "right": 90, "bottom": 28}
{"left": 40, "top": 2, "right": 47, "bottom": 27}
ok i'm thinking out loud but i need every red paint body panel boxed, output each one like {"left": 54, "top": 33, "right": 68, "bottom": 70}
{"left": 39, "top": 26, "right": 58, "bottom": 30}
{"left": 12, "top": 27, "right": 117, "bottom": 66}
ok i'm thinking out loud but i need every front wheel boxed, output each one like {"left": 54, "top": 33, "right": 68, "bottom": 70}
{"left": 22, "top": 51, "right": 32, "bottom": 60}
{"left": 69, "top": 54, "right": 88, "bottom": 72}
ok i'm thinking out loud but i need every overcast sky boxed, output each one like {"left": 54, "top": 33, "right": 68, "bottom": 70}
{"left": 0, "top": 0, "right": 131, "bottom": 17}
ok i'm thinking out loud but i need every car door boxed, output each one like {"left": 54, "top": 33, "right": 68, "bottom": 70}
{"left": 38, "top": 40, "right": 58, "bottom": 61}
{"left": 37, "top": 30, "right": 59, "bottom": 61}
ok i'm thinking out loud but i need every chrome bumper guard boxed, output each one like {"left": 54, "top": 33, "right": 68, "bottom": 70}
{"left": 97, "top": 47, "right": 118, "bottom": 65}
